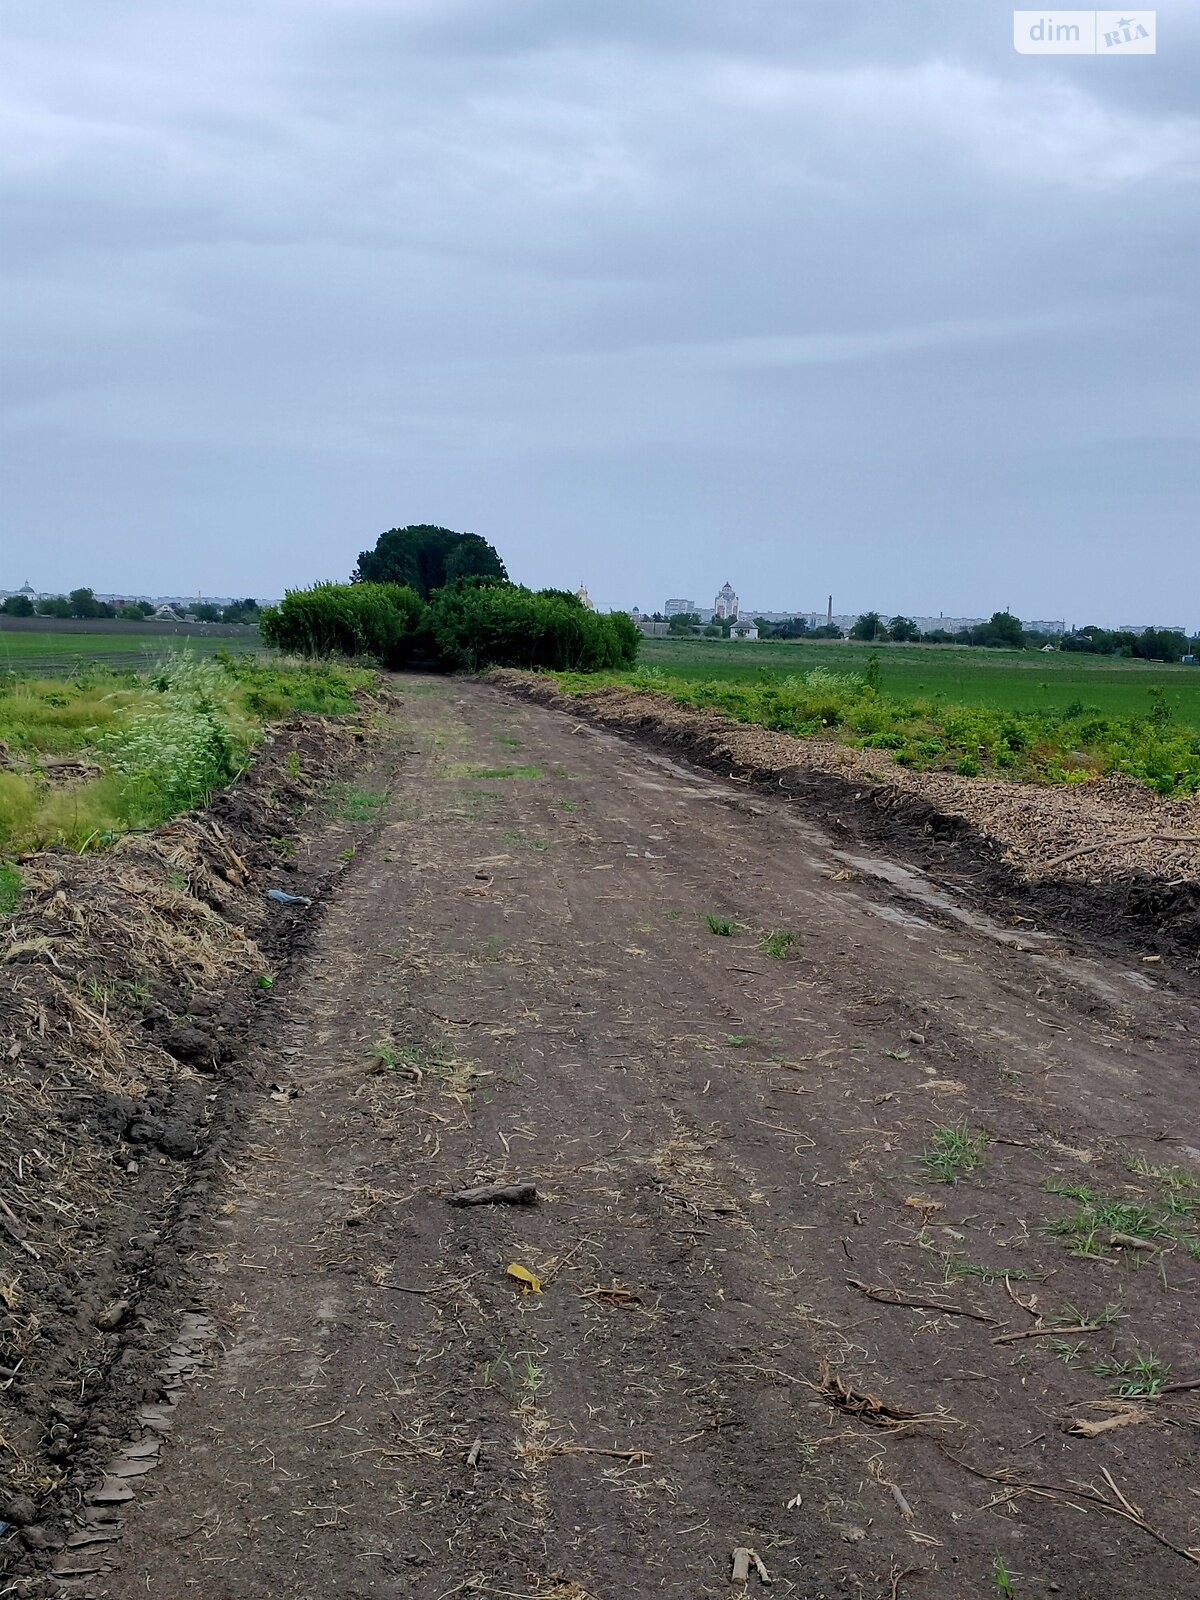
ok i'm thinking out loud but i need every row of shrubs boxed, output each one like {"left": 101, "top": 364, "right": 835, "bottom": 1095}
{"left": 259, "top": 580, "right": 640, "bottom": 674}
{"left": 556, "top": 664, "right": 1200, "bottom": 795}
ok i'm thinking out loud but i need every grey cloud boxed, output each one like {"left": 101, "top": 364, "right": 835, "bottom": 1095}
{"left": 1, "top": 1, "right": 1197, "bottom": 621}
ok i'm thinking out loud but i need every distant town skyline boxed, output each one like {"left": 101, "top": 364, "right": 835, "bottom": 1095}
{"left": 643, "top": 585, "right": 1182, "bottom": 633}
{"left": 0, "top": 580, "right": 268, "bottom": 608}
{"left": 1, "top": 573, "right": 1191, "bottom": 636}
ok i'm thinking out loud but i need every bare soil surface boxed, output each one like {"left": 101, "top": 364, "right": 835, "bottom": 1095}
{"left": 6, "top": 677, "right": 1199, "bottom": 1600}
{"left": 489, "top": 672, "right": 1200, "bottom": 968}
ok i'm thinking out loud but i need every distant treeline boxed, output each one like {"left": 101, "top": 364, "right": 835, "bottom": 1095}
{"left": 260, "top": 525, "right": 639, "bottom": 673}
{"left": 666, "top": 607, "right": 1198, "bottom": 661}
{"left": 0, "top": 588, "right": 261, "bottom": 625}
{"left": 847, "top": 613, "right": 1197, "bottom": 660}
{"left": 1054, "top": 625, "right": 1198, "bottom": 662}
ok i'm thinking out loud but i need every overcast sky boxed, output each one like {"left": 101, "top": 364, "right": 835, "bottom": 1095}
{"left": 2, "top": 1, "right": 1198, "bottom": 623}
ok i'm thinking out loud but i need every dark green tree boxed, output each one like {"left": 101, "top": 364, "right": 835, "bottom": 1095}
{"left": 68, "top": 587, "right": 112, "bottom": 619}
{"left": 668, "top": 612, "right": 701, "bottom": 635}
{"left": 192, "top": 604, "right": 221, "bottom": 622}
{"left": 887, "top": 615, "right": 921, "bottom": 642}
{"left": 1136, "top": 628, "right": 1189, "bottom": 663}
{"left": 766, "top": 616, "right": 810, "bottom": 639}
{"left": 850, "top": 611, "right": 884, "bottom": 641}
{"left": 980, "top": 610, "right": 1025, "bottom": 648}
{"left": 1063, "top": 624, "right": 1143, "bottom": 656}
{"left": 353, "top": 525, "right": 507, "bottom": 599}
{"left": 1, "top": 594, "right": 35, "bottom": 616}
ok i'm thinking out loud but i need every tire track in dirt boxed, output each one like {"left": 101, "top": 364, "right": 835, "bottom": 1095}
{"left": 69, "top": 678, "right": 1198, "bottom": 1600}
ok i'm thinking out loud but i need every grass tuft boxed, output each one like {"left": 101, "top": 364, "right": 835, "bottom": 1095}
{"left": 1092, "top": 1348, "right": 1171, "bottom": 1398}
{"left": 1045, "top": 1192, "right": 1177, "bottom": 1258}
{"left": 1051, "top": 1339, "right": 1086, "bottom": 1366}
{"left": 940, "top": 1255, "right": 1030, "bottom": 1286}
{"left": 991, "top": 1555, "right": 1016, "bottom": 1598}
{"left": 455, "top": 763, "right": 543, "bottom": 781}
{"left": 0, "top": 862, "right": 20, "bottom": 915}
{"left": 326, "top": 784, "right": 388, "bottom": 822}
{"left": 921, "top": 1120, "right": 988, "bottom": 1184}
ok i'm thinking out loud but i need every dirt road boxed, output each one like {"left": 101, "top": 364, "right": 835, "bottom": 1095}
{"left": 64, "top": 679, "right": 1199, "bottom": 1598}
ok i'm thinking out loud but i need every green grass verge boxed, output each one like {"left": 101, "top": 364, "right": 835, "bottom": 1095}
{"left": 0, "top": 652, "right": 372, "bottom": 854}
{"left": 552, "top": 648, "right": 1200, "bottom": 794}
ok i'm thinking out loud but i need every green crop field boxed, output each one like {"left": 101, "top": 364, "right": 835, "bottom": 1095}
{"left": 0, "top": 630, "right": 259, "bottom": 677}
{"left": 635, "top": 637, "right": 1200, "bottom": 728}
{"left": 552, "top": 634, "right": 1200, "bottom": 793}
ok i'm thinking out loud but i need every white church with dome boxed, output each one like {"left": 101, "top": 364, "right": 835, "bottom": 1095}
{"left": 713, "top": 581, "right": 739, "bottom": 620}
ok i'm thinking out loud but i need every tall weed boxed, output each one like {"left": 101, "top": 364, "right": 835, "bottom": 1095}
{"left": 0, "top": 654, "right": 368, "bottom": 852}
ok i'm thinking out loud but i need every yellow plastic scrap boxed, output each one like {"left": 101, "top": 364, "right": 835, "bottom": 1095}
{"left": 506, "top": 1263, "right": 543, "bottom": 1295}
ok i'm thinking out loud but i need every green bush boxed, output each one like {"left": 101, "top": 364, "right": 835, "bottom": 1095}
{"left": 426, "top": 583, "right": 639, "bottom": 673}
{"left": 261, "top": 572, "right": 639, "bottom": 678}
{"left": 260, "top": 582, "right": 424, "bottom": 667}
